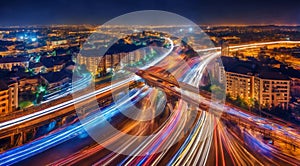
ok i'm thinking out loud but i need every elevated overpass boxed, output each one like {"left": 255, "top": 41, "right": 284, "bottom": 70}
{"left": 136, "top": 69, "right": 300, "bottom": 150}
{"left": 0, "top": 80, "right": 136, "bottom": 152}
{"left": 196, "top": 40, "right": 300, "bottom": 52}
{"left": 1, "top": 39, "right": 300, "bottom": 153}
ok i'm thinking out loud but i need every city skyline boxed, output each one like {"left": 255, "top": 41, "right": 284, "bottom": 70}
{"left": 1, "top": 0, "right": 300, "bottom": 26}
{"left": 0, "top": 4, "right": 300, "bottom": 165}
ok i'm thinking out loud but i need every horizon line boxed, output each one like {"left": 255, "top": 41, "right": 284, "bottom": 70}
{"left": 1, "top": 23, "right": 300, "bottom": 28}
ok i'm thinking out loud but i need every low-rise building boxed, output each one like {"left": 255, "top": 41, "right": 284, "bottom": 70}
{"left": 0, "top": 81, "right": 18, "bottom": 115}
{"left": 77, "top": 53, "right": 128, "bottom": 75}
{"left": 40, "top": 55, "right": 72, "bottom": 73}
{"left": 47, "top": 39, "right": 68, "bottom": 47}
{"left": 0, "top": 57, "right": 30, "bottom": 71}
{"left": 257, "top": 72, "right": 290, "bottom": 109}
{"left": 18, "top": 76, "right": 40, "bottom": 92}
{"left": 29, "top": 62, "right": 43, "bottom": 74}
{"left": 41, "top": 70, "right": 71, "bottom": 89}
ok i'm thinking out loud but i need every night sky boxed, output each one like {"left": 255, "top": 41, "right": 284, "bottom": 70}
{"left": 0, "top": 0, "right": 300, "bottom": 26}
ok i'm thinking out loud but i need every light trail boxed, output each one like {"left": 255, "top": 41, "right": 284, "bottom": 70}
{"left": 0, "top": 37, "right": 175, "bottom": 165}
{"left": 0, "top": 87, "right": 150, "bottom": 165}
{"left": 139, "top": 37, "right": 174, "bottom": 70}
{"left": 120, "top": 100, "right": 187, "bottom": 166}
{"left": 0, "top": 78, "right": 135, "bottom": 131}
{"left": 0, "top": 37, "right": 174, "bottom": 131}
{"left": 3, "top": 38, "right": 300, "bottom": 165}
{"left": 118, "top": 51, "right": 220, "bottom": 165}
{"left": 42, "top": 72, "right": 92, "bottom": 103}
{"left": 161, "top": 52, "right": 218, "bottom": 166}
{"left": 56, "top": 39, "right": 177, "bottom": 165}
{"left": 51, "top": 89, "right": 155, "bottom": 165}
{"left": 92, "top": 88, "right": 169, "bottom": 166}
{"left": 196, "top": 40, "right": 300, "bottom": 52}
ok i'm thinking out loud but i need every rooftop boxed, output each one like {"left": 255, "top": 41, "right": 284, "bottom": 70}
{"left": 0, "top": 80, "right": 8, "bottom": 91}
{"left": 222, "top": 56, "right": 290, "bottom": 80}
{"left": 41, "top": 70, "right": 72, "bottom": 84}
{"left": 0, "top": 57, "right": 30, "bottom": 63}
{"left": 40, "top": 55, "right": 71, "bottom": 68}
{"left": 0, "top": 79, "right": 17, "bottom": 91}
{"left": 258, "top": 71, "right": 290, "bottom": 80}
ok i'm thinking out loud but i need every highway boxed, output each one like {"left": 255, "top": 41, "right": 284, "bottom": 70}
{"left": 146, "top": 58, "right": 300, "bottom": 165}
{"left": 43, "top": 45, "right": 300, "bottom": 166}
{"left": 141, "top": 64, "right": 300, "bottom": 164}
{"left": 0, "top": 86, "right": 151, "bottom": 165}
{"left": 1, "top": 39, "right": 300, "bottom": 165}
{"left": 41, "top": 71, "right": 92, "bottom": 104}
{"left": 0, "top": 78, "right": 135, "bottom": 131}
{"left": 196, "top": 40, "right": 300, "bottom": 52}
{"left": 130, "top": 46, "right": 300, "bottom": 166}
{"left": 0, "top": 37, "right": 174, "bottom": 131}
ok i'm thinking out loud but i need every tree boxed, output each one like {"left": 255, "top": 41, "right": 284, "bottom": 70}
{"left": 35, "top": 83, "right": 48, "bottom": 104}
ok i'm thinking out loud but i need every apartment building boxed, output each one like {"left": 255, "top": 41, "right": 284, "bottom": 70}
{"left": 0, "top": 57, "right": 30, "bottom": 71}
{"left": 222, "top": 57, "right": 290, "bottom": 109}
{"left": 0, "top": 81, "right": 18, "bottom": 115}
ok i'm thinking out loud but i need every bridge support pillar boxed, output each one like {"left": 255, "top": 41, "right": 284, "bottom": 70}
{"left": 16, "top": 132, "right": 24, "bottom": 146}
{"left": 10, "top": 135, "right": 14, "bottom": 145}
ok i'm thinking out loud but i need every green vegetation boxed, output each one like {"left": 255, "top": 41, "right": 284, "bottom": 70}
{"left": 35, "top": 84, "right": 48, "bottom": 104}
{"left": 201, "top": 81, "right": 258, "bottom": 111}
{"left": 200, "top": 81, "right": 225, "bottom": 100}
{"left": 19, "top": 101, "right": 33, "bottom": 109}
{"left": 226, "top": 94, "right": 249, "bottom": 110}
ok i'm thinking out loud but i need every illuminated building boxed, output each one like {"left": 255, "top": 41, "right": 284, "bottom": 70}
{"left": 0, "top": 57, "right": 30, "bottom": 71}
{"left": 77, "top": 54, "right": 104, "bottom": 75}
{"left": 77, "top": 51, "right": 143, "bottom": 75}
{"left": 47, "top": 40, "right": 68, "bottom": 47}
{"left": 41, "top": 71, "right": 71, "bottom": 89}
{"left": 0, "top": 81, "right": 18, "bottom": 115}
{"left": 29, "top": 62, "right": 43, "bottom": 74}
{"left": 223, "top": 57, "right": 290, "bottom": 109}
{"left": 226, "top": 71, "right": 254, "bottom": 100}
{"left": 257, "top": 72, "right": 290, "bottom": 109}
